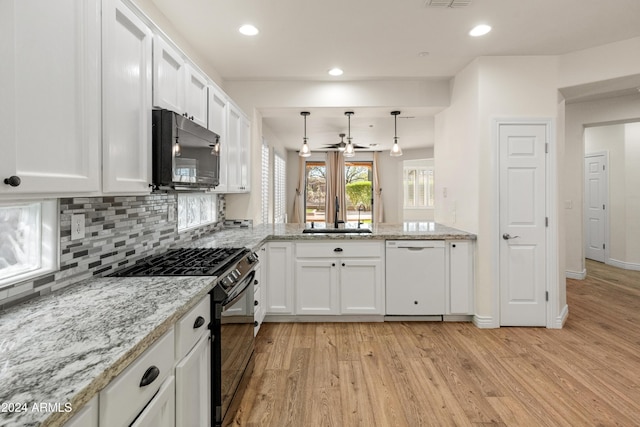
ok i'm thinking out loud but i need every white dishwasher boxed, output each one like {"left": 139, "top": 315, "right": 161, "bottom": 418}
{"left": 385, "top": 240, "right": 445, "bottom": 315}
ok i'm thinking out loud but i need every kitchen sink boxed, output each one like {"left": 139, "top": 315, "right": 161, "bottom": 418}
{"left": 302, "top": 228, "right": 372, "bottom": 234}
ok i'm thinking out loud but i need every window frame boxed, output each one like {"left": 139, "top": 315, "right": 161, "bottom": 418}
{"left": 403, "top": 159, "right": 435, "bottom": 210}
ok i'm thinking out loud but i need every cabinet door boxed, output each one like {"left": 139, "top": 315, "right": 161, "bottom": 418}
{"left": 239, "top": 115, "right": 251, "bottom": 192}
{"left": 64, "top": 396, "right": 98, "bottom": 427}
{"left": 183, "top": 64, "right": 208, "bottom": 128}
{"left": 209, "top": 86, "right": 228, "bottom": 192}
{"left": 448, "top": 241, "right": 474, "bottom": 315}
{"left": 0, "top": 0, "right": 101, "bottom": 195}
{"left": 176, "top": 334, "right": 211, "bottom": 427}
{"left": 340, "top": 259, "right": 383, "bottom": 314}
{"left": 296, "top": 260, "right": 339, "bottom": 314}
{"left": 102, "top": 0, "right": 152, "bottom": 194}
{"left": 130, "top": 376, "right": 176, "bottom": 427}
{"left": 266, "top": 242, "right": 294, "bottom": 314}
{"left": 153, "top": 36, "right": 185, "bottom": 113}
{"left": 226, "top": 105, "right": 242, "bottom": 192}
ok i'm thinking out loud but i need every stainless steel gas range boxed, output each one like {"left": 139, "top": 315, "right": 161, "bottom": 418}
{"left": 111, "top": 246, "right": 259, "bottom": 427}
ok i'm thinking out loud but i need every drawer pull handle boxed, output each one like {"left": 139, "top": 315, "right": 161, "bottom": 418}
{"left": 3, "top": 176, "right": 21, "bottom": 187}
{"left": 254, "top": 300, "right": 259, "bottom": 306}
{"left": 334, "top": 247, "right": 343, "bottom": 252}
{"left": 193, "top": 316, "right": 206, "bottom": 329}
{"left": 254, "top": 279, "right": 259, "bottom": 285}
{"left": 254, "top": 321, "right": 259, "bottom": 327}
{"left": 139, "top": 366, "right": 160, "bottom": 387}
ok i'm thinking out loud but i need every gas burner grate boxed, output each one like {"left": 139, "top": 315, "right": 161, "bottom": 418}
{"left": 110, "top": 247, "right": 248, "bottom": 277}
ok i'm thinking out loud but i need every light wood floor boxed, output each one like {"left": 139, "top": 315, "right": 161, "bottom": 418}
{"left": 229, "top": 260, "right": 640, "bottom": 426}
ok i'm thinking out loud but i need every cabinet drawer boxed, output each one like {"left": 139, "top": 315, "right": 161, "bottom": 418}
{"left": 296, "top": 241, "right": 382, "bottom": 258}
{"left": 175, "top": 296, "right": 210, "bottom": 360}
{"left": 100, "top": 329, "right": 175, "bottom": 427}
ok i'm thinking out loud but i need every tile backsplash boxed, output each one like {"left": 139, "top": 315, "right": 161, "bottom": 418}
{"left": 0, "top": 193, "right": 225, "bottom": 310}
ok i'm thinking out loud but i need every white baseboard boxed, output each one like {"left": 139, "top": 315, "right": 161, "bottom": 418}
{"left": 566, "top": 269, "right": 586, "bottom": 279}
{"left": 549, "top": 304, "right": 569, "bottom": 329}
{"left": 473, "top": 315, "right": 499, "bottom": 329}
{"left": 607, "top": 258, "right": 640, "bottom": 271}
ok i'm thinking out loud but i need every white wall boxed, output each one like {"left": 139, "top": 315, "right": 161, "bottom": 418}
{"left": 564, "top": 94, "right": 640, "bottom": 275}
{"left": 435, "top": 56, "right": 562, "bottom": 327}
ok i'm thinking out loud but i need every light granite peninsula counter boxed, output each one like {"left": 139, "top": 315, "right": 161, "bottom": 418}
{"left": 0, "top": 221, "right": 473, "bottom": 426}
{"left": 186, "top": 221, "right": 476, "bottom": 251}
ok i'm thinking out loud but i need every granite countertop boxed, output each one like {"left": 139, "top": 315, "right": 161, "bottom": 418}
{"left": 0, "top": 221, "right": 474, "bottom": 426}
{"left": 188, "top": 221, "right": 476, "bottom": 250}
{"left": 0, "top": 275, "right": 215, "bottom": 427}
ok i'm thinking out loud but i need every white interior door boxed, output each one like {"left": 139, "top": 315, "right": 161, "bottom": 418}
{"left": 584, "top": 153, "right": 607, "bottom": 262}
{"left": 499, "top": 123, "right": 547, "bottom": 326}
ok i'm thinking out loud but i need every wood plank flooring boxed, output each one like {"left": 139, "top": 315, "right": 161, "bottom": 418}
{"left": 228, "top": 260, "right": 640, "bottom": 426}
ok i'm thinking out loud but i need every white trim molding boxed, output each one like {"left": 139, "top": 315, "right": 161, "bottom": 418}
{"left": 607, "top": 258, "right": 640, "bottom": 271}
{"left": 566, "top": 269, "right": 587, "bottom": 280}
{"left": 549, "top": 304, "right": 569, "bottom": 329}
{"left": 473, "top": 315, "right": 499, "bottom": 329}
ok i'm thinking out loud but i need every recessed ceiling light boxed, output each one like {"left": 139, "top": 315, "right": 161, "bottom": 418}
{"left": 328, "top": 68, "right": 344, "bottom": 76}
{"left": 418, "top": 51, "right": 430, "bottom": 57}
{"left": 469, "top": 24, "right": 491, "bottom": 37}
{"left": 239, "top": 25, "right": 259, "bottom": 36}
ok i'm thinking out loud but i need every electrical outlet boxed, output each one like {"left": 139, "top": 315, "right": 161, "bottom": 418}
{"left": 71, "top": 214, "right": 85, "bottom": 240}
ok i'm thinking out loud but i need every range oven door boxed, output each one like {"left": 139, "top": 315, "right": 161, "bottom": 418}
{"left": 213, "top": 270, "right": 255, "bottom": 425}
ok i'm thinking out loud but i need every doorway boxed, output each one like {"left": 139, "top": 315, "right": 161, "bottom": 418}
{"left": 584, "top": 152, "right": 608, "bottom": 263}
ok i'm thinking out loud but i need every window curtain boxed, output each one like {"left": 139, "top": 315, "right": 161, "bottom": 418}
{"left": 291, "top": 155, "right": 305, "bottom": 223}
{"left": 373, "top": 151, "right": 384, "bottom": 223}
{"left": 325, "top": 151, "right": 346, "bottom": 225}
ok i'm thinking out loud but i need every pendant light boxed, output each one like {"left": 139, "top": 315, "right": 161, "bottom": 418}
{"left": 390, "top": 110, "right": 403, "bottom": 157}
{"left": 344, "top": 111, "right": 355, "bottom": 158}
{"left": 299, "top": 111, "right": 311, "bottom": 157}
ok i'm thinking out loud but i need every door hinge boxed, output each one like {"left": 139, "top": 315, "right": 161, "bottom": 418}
{"left": 545, "top": 291, "right": 549, "bottom": 301}
{"left": 603, "top": 243, "right": 606, "bottom": 250}
{"left": 603, "top": 165, "right": 606, "bottom": 171}
{"left": 545, "top": 143, "right": 549, "bottom": 153}
{"left": 545, "top": 217, "right": 549, "bottom": 227}
{"left": 603, "top": 204, "right": 605, "bottom": 210}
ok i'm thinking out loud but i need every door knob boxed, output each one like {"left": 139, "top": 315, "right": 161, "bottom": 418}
{"left": 502, "top": 233, "right": 520, "bottom": 240}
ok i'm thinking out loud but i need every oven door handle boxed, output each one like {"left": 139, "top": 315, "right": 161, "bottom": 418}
{"left": 222, "top": 270, "right": 256, "bottom": 309}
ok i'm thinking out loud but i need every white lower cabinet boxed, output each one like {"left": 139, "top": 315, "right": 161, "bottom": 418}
{"left": 339, "top": 259, "right": 383, "bottom": 314}
{"left": 175, "top": 334, "right": 210, "bottom": 427}
{"left": 296, "top": 259, "right": 339, "bottom": 314}
{"left": 254, "top": 251, "right": 267, "bottom": 335}
{"left": 130, "top": 376, "right": 175, "bottom": 427}
{"left": 265, "top": 242, "right": 294, "bottom": 314}
{"left": 447, "top": 240, "right": 474, "bottom": 315}
{"left": 65, "top": 396, "right": 98, "bottom": 427}
{"left": 295, "top": 241, "right": 384, "bottom": 315}
{"left": 99, "top": 329, "right": 175, "bottom": 426}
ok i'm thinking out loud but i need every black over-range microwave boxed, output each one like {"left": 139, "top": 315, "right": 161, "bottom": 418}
{"left": 152, "top": 109, "right": 221, "bottom": 189}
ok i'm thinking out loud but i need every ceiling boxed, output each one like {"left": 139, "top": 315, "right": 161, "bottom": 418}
{"left": 150, "top": 0, "right": 640, "bottom": 151}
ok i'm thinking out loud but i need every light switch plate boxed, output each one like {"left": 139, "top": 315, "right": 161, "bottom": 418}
{"left": 71, "top": 214, "right": 85, "bottom": 240}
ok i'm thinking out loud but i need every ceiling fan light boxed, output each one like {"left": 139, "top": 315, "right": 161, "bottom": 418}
{"left": 344, "top": 139, "right": 355, "bottom": 157}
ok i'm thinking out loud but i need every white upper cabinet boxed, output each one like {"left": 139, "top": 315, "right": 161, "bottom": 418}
{"left": 183, "top": 64, "right": 208, "bottom": 128}
{"left": 102, "top": 0, "right": 153, "bottom": 194}
{"left": 0, "top": 0, "right": 101, "bottom": 195}
{"left": 153, "top": 36, "right": 185, "bottom": 113}
{"left": 208, "top": 86, "right": 228, "bottom": 192}
{"left": 226, "top": 103, "right": 251, "bottom": 193}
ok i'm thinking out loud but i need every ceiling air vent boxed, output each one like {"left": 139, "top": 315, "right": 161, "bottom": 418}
{"left": 425, "top": 0, "right": 472, "bottom": 7}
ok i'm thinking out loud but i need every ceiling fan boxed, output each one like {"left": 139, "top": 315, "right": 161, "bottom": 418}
{"left": 321, "top": 133, "right": 367, "bottom": 151}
